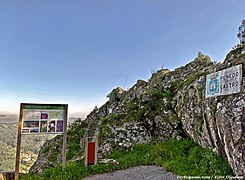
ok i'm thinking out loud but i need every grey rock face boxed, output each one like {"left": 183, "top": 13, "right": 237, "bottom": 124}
{"left": 215, "top": 96, "right": 245, "bottom": 175}
{"left": 174, "top": 48, "right": 245, "bottom": 175}
{"left": 98, "top": 121, "right": 151, "bottom": 158}
{"left": 31, "top": 48, "right": 245, "bottom": 175}
{"left": 30, "top": 136, "right": 63, "bottom": 175}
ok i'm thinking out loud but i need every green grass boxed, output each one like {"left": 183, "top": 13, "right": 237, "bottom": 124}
{"left": 20, "top": 139, "right": 234, "bottom": 180}
{"left": 109, "top": 140, "right": 233, "bottom": 176}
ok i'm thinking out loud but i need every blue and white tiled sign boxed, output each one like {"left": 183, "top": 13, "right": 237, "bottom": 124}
{"left": 206, "top": 64, "right": 242, "bottom": 98}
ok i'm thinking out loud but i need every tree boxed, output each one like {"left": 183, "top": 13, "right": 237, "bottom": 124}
{"left": 237, "top": 19, "right": 245, "bottom": 44}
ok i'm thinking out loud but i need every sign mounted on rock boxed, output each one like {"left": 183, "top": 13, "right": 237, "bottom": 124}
{"left": 206, "top": 64, "right": 242, "bottom": 98}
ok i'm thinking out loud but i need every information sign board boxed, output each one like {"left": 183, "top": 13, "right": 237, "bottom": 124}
{"left": 15, "top": 103, "right": 68, "bottom": 180}
{"left": 21, "top": 104, "right": 66, "bottom": 134}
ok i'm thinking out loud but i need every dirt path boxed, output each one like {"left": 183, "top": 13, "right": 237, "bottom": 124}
{"left": 83, "top": 166, "right": 178, "bottom": 180}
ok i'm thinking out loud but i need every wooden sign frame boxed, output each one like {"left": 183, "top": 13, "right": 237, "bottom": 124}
{"left": 15, "top": 103, "right": 68, "bottom": 180}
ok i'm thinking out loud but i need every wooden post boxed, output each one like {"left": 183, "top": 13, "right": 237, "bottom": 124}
{"left": 84, "top": 137, "right": 88, "bottom": 167}
{"left": 94, "top": 137, "right": 98, "bottom": 165}
{"left": 62, "top": 105, "right": 68, "bottom": 169}
{"left": 15, "top": 103, "right": 23, "bottom": 180}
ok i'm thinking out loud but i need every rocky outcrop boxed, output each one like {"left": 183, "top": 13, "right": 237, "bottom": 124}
{"left": 30, "top": 136, "right": 63, "bottom": 175}
{"left": 31, "top": 47, "right": 245, "bottom": 175}
{"left": 174, "top": 47, "right": 245, "bottom": 175}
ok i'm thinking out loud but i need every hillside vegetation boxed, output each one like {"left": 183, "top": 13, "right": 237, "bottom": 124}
{"left": 21, "top": 139, "right": 233, "bottom": 179}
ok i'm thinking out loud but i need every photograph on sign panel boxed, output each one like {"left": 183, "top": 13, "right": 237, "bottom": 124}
{"left": 48, "top": 120, "right": 56, "bottom": 132}
{"left": 49, "top": 111, "right": 64, "bottom": 120}
{"left": 40, "top": 112, "right": 49, "bottom": 119}
{"left": 23, "top": 110, "right": 40, "bottom": 120}
{"left": 56, "top": 120, "right": 63, "bottom": 132}
{"left": 23, "top": 121, "right": 40, "bottom": 128}
{"left": 30, "top": 129, "right": 39, "bottom": 133}
{"left": 40, "top": 121, "right": 48, "bottom": 132}
{"left": 22, "top": 129, "right": 29, "bottom": 134}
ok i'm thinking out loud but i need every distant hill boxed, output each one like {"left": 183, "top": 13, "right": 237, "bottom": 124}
{"left": 0, "top": 114, "right": 55, "bottom": 172}
{"left": 0, "top": 113, "right": 83, "bottom": 173}
{"left": 0, "top": 114, "right": 18, "bottom": 124}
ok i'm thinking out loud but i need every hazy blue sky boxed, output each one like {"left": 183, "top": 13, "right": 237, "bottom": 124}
{"left": 0, "top": 0, "right": 244, "bottom": 116}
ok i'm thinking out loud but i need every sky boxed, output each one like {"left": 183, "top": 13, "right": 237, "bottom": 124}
{"left": 0, "top": 0, "right": 244, "bottom": 117}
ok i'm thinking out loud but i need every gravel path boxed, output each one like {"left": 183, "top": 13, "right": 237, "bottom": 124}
{"left": 83, "top": 166, "right": 178, "bottom": 180}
